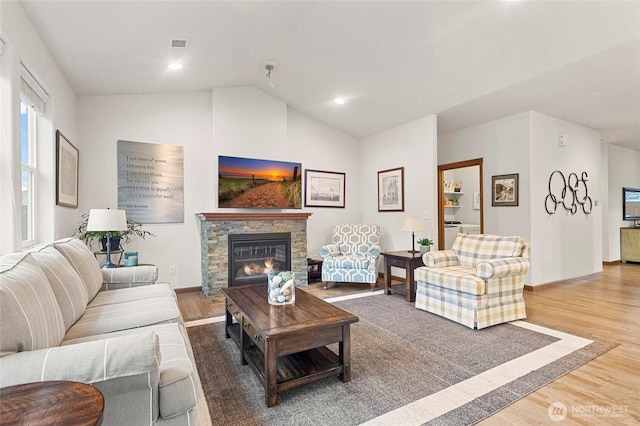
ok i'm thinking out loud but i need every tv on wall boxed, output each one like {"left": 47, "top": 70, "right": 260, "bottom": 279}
{"left": 218, "top": 155, "right": 302, "bottom": 209}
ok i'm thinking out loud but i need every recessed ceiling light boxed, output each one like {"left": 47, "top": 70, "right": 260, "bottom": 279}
{"left": 168, "top": 62, "right": 183, "bottom": 70}
{"left": 334, "top": 98, "right": 345, "bottom": 105}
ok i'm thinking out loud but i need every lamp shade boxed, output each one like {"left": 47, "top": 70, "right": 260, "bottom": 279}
{"left": 401, "top": 217, "right": 425, "bottom": 232}
{"left": 86, "top": 209, "right": 127, "bottom": 232}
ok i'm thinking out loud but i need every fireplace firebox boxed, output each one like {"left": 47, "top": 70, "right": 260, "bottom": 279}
{"left": 228, "top": 232, "right": 291, "bottom": 286}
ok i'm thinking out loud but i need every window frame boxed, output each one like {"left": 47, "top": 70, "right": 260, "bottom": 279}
{"left": 20, "top": 99, "right": 37, "bottom": 247}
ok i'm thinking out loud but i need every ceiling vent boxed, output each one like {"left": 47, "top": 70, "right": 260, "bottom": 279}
{"left": 169, "top": 39, "right": 188, "bottom": 57}
{"left": 168, "top": 39, "right": 188, "bottom": 66}
{"left": 171, "top": 39, "right": 187, "bottom": 49}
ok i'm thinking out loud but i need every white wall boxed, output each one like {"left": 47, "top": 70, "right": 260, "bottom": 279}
{"left": 605, "top": 143, "right": 640, "bottom": 261}
{"left": 439, "top": 112, "right": 531, "bottom": 239}
{"left": 0, "top": 1, "right": 78, "bottom": 253}
{"left": 76, "top": 88, "right": 363, "bottom": 289}
{"left": 212, "top": 87, "right": 362, "bottom": 259}
{"left": 77, "top": 92, "right": 213, "bottom": 289}
{"left": 360, "top": 115, "right": 438, "bottom": 252}
{"left": 213, "top": 87, "right": 287, "bottom": 157}
{"left": 530, "top": 112, "right": 603, "bottom": 284}
{"left": 286, "top": 108, "right": 361, "bottom": 257}
{"left": 439, "top": 111, "right": 604, "bottom": 286}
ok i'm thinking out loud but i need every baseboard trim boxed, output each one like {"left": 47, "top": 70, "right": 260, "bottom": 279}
{"left": 175, "top": 286, "right": 202, "bottom": 294}
{"left": 524, "top": 271, "right": 604, "bottom": 292}
{"left": 602, "top": 260, "right": 620, "bottom": 265}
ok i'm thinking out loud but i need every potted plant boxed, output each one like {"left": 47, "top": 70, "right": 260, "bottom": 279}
{"left": 417, "top": 238, "right": 434, "bottom": 254}
{"left": 74, "top": 213, "right": 155, "bottom": 251}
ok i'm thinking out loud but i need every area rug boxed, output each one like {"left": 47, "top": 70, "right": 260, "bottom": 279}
{"left": 187, "top": 293, "right": 616, "bottom": 425}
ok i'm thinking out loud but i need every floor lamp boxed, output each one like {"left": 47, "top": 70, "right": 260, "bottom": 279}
{"left": 401, "top": 217, "right": 425, "bottom": 254}
{"left": 87, "top": 208, "right": 128, "bottom": 268}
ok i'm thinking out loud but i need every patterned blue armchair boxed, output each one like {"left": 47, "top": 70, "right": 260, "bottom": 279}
{"left": 320, "top": 224, "right": 381, "bottom": 291}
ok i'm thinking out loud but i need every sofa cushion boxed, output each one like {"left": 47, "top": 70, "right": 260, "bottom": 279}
{"left": 64, "top": 296, "right": 181, "bottom": 341}
{"left": 0, "top": 253, "right": 66, "bottom": 356}
{"left": 323, "top": 254, "right": 371, "bottom": 270}
{"left": 29, "top": 245, "right": 89, "bottom": 330}
{"left": 63, "top": 323, "right": 197, "bottom": 419}
{"left": 452, "top": 234, "right": 525, "bottom": 268}
{"left": 100, "top": 265, "right": 159, "bottom": 291}
{"left": 88, "top": 283, "right": 176, "bottom": 308}
{"left": 53, "top": 237, "right": 103, "bottom": 300}
{"left": 415, "top": 265, "right": 485, "bottom": 296}
{"left": 1, "top": 330, "right": 160, "bottom": 387}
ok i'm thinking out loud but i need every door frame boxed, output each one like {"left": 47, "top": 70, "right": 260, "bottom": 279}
{"left": 437, "top": 158, "right": 484, "bottom": 249}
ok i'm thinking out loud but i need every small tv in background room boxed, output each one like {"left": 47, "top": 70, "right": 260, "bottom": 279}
{"left": 623, "top": 187, "right": 640, "bottom": 222}
{"left": 218, "top": 155, "right": 302, "bottom": 209}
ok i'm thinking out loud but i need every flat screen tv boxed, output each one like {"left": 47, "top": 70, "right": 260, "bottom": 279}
{"left": 623, "top": 187, "right": 640, "bottom": 221}
{"left": 218, "top": 155, "right": 302, "bottom": 209}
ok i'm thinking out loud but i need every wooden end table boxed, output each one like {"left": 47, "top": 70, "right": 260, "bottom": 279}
{"left": 0, "top": 381, "right": 104, "bottom": 425}
{"left": 221, "top": 285, "right": 358, "bottom": 407}
{"left": 381, "top": 250, "right": 425, "bottom": 302}
{"left": 307, "top": 258, "right": 323, "bottom": 282}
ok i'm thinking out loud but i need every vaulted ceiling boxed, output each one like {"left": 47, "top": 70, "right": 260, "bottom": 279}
{"left": 19, "top": 1, "right": 640, "bottom": 150}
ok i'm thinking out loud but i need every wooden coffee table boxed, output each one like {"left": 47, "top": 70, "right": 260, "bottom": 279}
{"left": 221, "top": 285, "right": 359, "bottom": 407}
{"left": 0, "top": 381, "right": 104, "bottom": 425}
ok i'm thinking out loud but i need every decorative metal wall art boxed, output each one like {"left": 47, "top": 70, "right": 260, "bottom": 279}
{"left": 545, "top": 170, "right": 592, "bottom": 215}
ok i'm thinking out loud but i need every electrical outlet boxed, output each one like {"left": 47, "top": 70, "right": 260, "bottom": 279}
{"left": 169, "top": 266, "right": 176, "bottom": 275}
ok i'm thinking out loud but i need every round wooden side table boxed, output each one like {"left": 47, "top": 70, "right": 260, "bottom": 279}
{"left": 0, "top": 381, "right": 104, "bottom": 425}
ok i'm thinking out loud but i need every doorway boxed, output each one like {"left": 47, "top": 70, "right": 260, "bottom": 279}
{"left": 437, "top": 158, "right": 484, "bottom": 250}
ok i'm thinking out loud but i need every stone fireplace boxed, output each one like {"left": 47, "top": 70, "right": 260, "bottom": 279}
{"left": 197, "top": 212, "right": 312, "bottom": 297}
{"left": 227, "top": 232, "right": 291, "bottom": 287}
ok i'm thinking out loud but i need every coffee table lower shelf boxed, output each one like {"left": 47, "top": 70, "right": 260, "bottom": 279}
{"left": 227, "top": 324, "right": 342, "bottom": 391}
{"left": 227, "top": 323, "right": 343, "bottom": 393}
{"left": 244, "top": 346, "right": 342, "bottom": 393}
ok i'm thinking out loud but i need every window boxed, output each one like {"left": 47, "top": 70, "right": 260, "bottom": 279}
{"left": 20, "top": 100, "right": 36, "bottom": 245}
{"left": 18, "top": 63, "right": 49, "bottom": 248}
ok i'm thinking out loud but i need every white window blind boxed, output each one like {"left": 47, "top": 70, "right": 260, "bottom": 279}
{"left": 19, "top": 62, "right": 48, "bottom": 115}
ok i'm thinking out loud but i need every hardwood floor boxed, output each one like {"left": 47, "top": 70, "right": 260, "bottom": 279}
{"left": 177, "top": 263, "right": 640, "bottom": 425}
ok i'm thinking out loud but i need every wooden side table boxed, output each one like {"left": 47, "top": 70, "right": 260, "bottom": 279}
{"left": 381, "top": 250, "right": 425, "bottom": 302}
{"left": 0, "top": 381, "right": 104, "bottom": 426}
{"left": 307, "top": 258, "right": 323, "bottom": 282}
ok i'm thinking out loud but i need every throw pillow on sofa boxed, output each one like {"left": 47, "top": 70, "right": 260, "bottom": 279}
{"left": 29, "top": 244, "right": 89, "bottom": 330}
{"left": 0, "top": 253, "right": 65, "bottom": 355}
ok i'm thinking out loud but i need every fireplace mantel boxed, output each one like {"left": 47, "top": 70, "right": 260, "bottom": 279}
{"left": 197, "top": 212, "right": 312, "bottom": 221}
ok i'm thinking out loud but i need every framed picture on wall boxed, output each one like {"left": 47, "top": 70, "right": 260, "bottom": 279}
{"left": 56, "top": 130, "right": 79, "bottom": 208}
{"left": 492, "top": 173, "right": 519, "bottom": 206}
{"left": 304, "top": 169, "right": 346, "bottom": 208}
{"left": 378, "top": 167, "right": 404, "bottom": 212}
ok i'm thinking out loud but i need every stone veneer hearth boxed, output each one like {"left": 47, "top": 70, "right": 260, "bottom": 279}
{"left": 197, "top": 212, "right": 312, "bottom": 297}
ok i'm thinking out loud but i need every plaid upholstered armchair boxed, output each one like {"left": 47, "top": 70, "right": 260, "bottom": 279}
{"left": 415, "top": 233, "right": 530, "bottom": 329}
{"left": 320, "top": 224, "right": 381, "bottom": 291}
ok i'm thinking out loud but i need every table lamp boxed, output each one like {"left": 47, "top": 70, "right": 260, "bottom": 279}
{"left": 401, "top": 217, "right": 425, "bottom": 254}
{"left": 87, "top": 208, "right": 127, "bottom": 268}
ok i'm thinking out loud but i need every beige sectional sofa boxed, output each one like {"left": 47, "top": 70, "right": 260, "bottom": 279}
{"left": 415, "top": 233, "right": 530, "bottom": 329}
{"left": 0, "top": 237, "right": 202, "bottom": 425}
